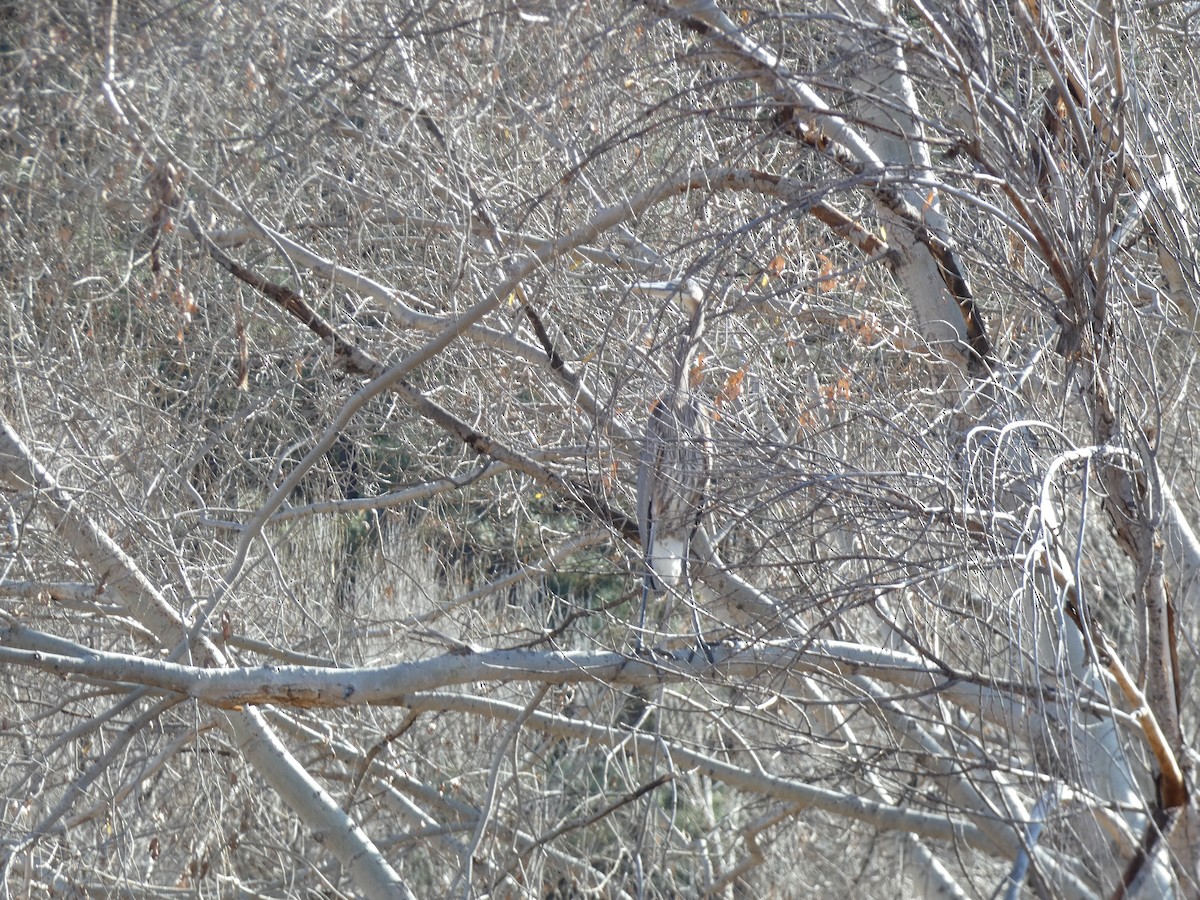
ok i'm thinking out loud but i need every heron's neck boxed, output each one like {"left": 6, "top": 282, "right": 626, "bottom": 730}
{"left": 671, "top": 305, "right": 705, "bottom": 393}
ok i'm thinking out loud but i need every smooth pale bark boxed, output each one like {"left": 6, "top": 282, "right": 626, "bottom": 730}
{"left": 1161, "top": 479, "right": 1200, "bottom": 613}
{"left": 652, "top": 0, "right": 983, "bottom": 367}
{"left": 0, "top": 625, "right": 1045, "bottom": 727}
{"left": 837, "top": 0, "right": 979, "bottom": 360}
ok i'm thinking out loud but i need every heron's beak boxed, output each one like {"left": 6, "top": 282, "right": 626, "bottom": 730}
{"left": 631, "top": 279, "right": 704, "bottom": 314}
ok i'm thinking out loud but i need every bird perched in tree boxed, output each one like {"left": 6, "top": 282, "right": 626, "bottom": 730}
{"left": 633, "top": 279, "right": 712, "bottom": 648}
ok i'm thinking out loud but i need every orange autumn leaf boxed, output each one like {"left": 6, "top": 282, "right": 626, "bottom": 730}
{"left": 767, "top": 254, "right": 787, "bottom": 276}
{"left": 820, "top": 375, "right": 852, "bottom": 408}
{"left": 840, "top": 314, "right": 882, "bottom": 345}
{"left": 816, "top": 252, "right": 838, "bottom": 291}
{"left": 715, "top": 367, "right": 746, "bottom": 407}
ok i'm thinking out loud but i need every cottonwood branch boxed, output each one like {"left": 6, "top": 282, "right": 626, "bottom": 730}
{"left": 642, "top": 0, "right": 991, "bottom": 369}
{"left": 0, "top": 625, "right": 1113, "bottom": 729}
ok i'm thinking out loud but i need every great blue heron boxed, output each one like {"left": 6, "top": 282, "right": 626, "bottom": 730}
{"left": 634, "top": 279, "right": 712, "bottom": 648}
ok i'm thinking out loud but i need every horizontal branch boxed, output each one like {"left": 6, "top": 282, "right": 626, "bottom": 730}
{"left": 0, "top": 625, "right": 1043, "bottom": 724}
